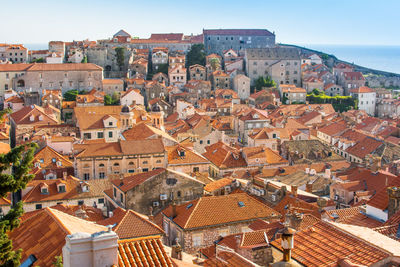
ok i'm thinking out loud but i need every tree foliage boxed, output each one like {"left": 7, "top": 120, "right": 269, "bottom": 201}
{"left": 63, "top": 90, "right": 79, "bottom": 101}
{"left": 53, "top": 255, "right": 63, "bottom": 267}
{"left": 104, "top": 92, "right": 120, "bottom": 106}
{"left": 186, "top": 44, "right": 206, "bottom": 67}
{"left": 81, "top": 56, "right": 87, "bottom": 63}
{"left": 254, "top": 76, "right": 276, "bottom": 92}
{"left": 307, "top": 89, "right": 357, "bottom": 112}
{"left": 31, "top": 58, "right": 44, "bottom": 63}
{"left": 115, "top": 47, "right": 125, "bottom": 71}
{"left": 0, "top": 110, "right": 37, "bottom": 266}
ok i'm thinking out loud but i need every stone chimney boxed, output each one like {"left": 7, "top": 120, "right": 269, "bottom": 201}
{"left": 62, "top": 230, "right": 118, "bottom": 267}
{"left": 291, "top": 185, "right": 298, "bottom": 198}
{"left": 387, "top": 186, "right": 400, "bottom": 218}
{"left": 285, "top": 212, "right": 304, "bottom": 231}
{"left": 148, "top": 207, "right": 154, "bottom": 222}
{"left": 171, "top": 201, "right": 177, "bottom": 219}
{"left": 317, "top": 197, "right": 327, "bottom": 212}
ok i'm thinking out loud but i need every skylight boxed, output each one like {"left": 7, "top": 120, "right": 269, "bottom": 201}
{"left": 238, "top": 201, "right": 245, "bottom": 207}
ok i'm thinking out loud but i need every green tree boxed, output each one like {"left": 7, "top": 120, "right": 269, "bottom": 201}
{"left": 186, "top": 44, "right": 206, "bottom": 67}
{"left": 115, "top": 47, "right": 125, "bottom": 71}
{"left": 31, "top": 58, "right": 44, "bottom": 63}
{"left": 81, "top": 56, "right": 87, "bottom": 63}
{"left": 53, "top": 255, "right": 63, "bottom": 267}
{"left": 0, "top": 123, "right": 37, "bottom": 266}
{"left": 254, "top": 76, "right": 276, "bottom": 91}
{"left": 63, "top": 90, "right": 79, "bottom": 101}
{"left": 104, "top": 92, "right": 120, "bottom": 106}
{"left": 209, "top": 58, "right": 220, "bottom": 72}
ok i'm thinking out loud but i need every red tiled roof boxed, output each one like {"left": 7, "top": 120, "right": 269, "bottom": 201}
{"left": 118, "top": 237, "right": 173, "bottom": 267}
{"left": 112, "top": 168, "right": 166, "bottom": 193}
{"left": 162, "top": 193, "right": 279, "bottom": 229}
{"left": 271, "top": 221, "right": 391, "bottom": 267}
{"left": 97, "top": 208, "right": 164, "bottom": 239}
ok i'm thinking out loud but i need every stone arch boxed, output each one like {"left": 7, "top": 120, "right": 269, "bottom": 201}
{"left": 17, "top": 79, "right": 25, "bottom": 87}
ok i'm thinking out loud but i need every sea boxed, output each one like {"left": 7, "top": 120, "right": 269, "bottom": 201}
{"left": 299, "top": 44, "right": 400, "bottom": 75}
{"left": 25, "top": 43, "right": 400, "bottom": 75}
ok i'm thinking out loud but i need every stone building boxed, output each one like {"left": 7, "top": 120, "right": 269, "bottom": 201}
{"left": 73, "top": 138, "right": 167, "bottom": 180}
{"left": 0, "top": 44, "right": 29, "bottom": 63}
{"left": 245, "top": 47, "right": 301, "bottom": 86}
{"left": 107, "top": 168, "right": 204, "bottom": 215}
{"left": 41, "top": 89, "right": 62, "bottom": 109}
{"left": 102, "top": 78, "right": 124, "bottom": 95}
{"left": 211, "top": 70, "right": 230, "bottom": 90}
{"left": 0, "top": 63, "right": 103, "bottom": 94}
{"left": 203, "top": 29, "right": 275, "bottom": 55}
{"left": 168, "top": 54, "right": 185, "bottom": 69}
{"left": 168, "top": 65, "right": 187, "bottom": 88}
{"left": 323, "top": 83, "right": 344, "bottom": 96}
{"left": 279, "top": 84, "right": 306, "bottom": 104}
{"left": 129, "top": 58, "right": 148, "bottom": 77}
{"left": 349, "top": 86, "right": 376, "bottom": 116}
{"left": 189, "top": 64, "right": 206, "bottom": 81}
{"left": 161, "top": 193, "right": 280, "bottom": 253}
{"left": 233, "top": 74, "right": 250, "bottom": 100}
{"left": 152, "top": 72, "right": 168, "bottom": 85}
{"left": 151, "top": 47, "right": 168, "bottom": 71}
{"left": 339, "top": 71, "right": 365, "bottom": 95}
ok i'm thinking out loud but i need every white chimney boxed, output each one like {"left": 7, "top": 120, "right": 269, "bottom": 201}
{"left": 62, "top": 230, "right": 118, "bottom": 267}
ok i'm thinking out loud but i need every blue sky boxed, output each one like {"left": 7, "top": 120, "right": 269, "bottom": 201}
{"left": 2, "top": 0, "right": 399, "bottom": 46}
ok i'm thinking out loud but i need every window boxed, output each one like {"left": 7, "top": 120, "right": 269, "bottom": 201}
{"left": 97, "top": 132, "right": 104, "bottom": 138}
{"left": 193, "top": 167, "right": 199, "bottom": 172}
{"left": 114, "top": 187, "right": 116, "bottom": 197}
{"left": 83, "top": 133, "right": 91, "bottom": 139}
{"left": 156, "top": 160, "right": 161, "bottom": 163}
{"left": 78, "top": 200, "right": 84, "bottom": 205}
{"left": 58, "top": 185, "right": 66, "bottom": 193}
{"left": 120, "top": 193, "right": 123, "bottom": 203}
{"left": 143, "top": 168, "right": 149, "bottom": 172}
{"left": 166, "top": 178, "right": 177, "bottom": 185}
{"left": 143, "top": 161, "right": 148, "bottom": 164}
{"left": 20, "top": 255, "right": 37, "bottom": 267}
{"left": 99, "top": 172, "right": 105, "bottom": 179}
{"left": 177, "top": 191, "right": 182, "bottom": 197}
{"left": 192, "top": 233, "right": 203, "bottom": 247}
{"left": 84, "top": 173, "right": 90, "bottom": 180}
{"left": 199, "top": 140, "right": 203, "bottom": 144}
{"left": 98, "top": 198, "right": 104, "bottom": 204}
{"left": 108, "top": 121, "right": 113, "bottom": 126}
{"left": 108, "top": 131, "right": 113, "bottom": 138}
{"left": 35, "top": 204, "right": 42, "bottom": 210}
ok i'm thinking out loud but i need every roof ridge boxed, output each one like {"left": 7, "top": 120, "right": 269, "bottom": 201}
{"left": 113, "top": 209, "right": 129, "bottom": 232}
{"left": 127, "top": 209, "right": 165, "bottom": 233}
{"left": 184, "top": 198, "right": 201, "bottom": 229}
{"left": 46, "top": 207, "right": 72, "bottom": 235}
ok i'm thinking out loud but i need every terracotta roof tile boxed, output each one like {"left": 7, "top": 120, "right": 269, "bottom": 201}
{"left": 97, "top": 208, "right": 164, "bottom": 239}
{"left": 271, "top": 221, "right": 390, "bottom": 267}
{"left": 112, "top": 168, "right": 166, "bottom": 193}
{"left": 118, "top": 237, "right": 174, "bottom": 267}
{"left": 162, "top": 193, "right": 280, "bottom": 229}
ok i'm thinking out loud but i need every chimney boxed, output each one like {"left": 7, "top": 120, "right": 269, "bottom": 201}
{"left": 280, "top": 227, "right": 295, "bottom": 263}
{"left": 62, "top": 230, "right": 118, "bottom": 267}
{"left": 171, "top": 201, "right": 177, "bottom": 219}
{"left": 63, "top": 171, "right": 67, "bottom": 180}
{"left": 317, "top": 197, "right": 327, "bottom": 212}
{"left": 387, "top": 186, "right": 400, "bottom": 218}
{"left": 291, "top": 185, "right": 298, "bottom": 197}
{"left": 285, "top": 212, "right": 303, "bottom": 231}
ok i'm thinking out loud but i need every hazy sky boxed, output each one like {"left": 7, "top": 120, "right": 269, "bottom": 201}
{"left": 2, "top": 0, "right": 399, "bottom": 46}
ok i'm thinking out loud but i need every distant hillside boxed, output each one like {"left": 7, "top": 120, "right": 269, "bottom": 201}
{"left": 279, "top": 43, "right": 400, "bottom": 78}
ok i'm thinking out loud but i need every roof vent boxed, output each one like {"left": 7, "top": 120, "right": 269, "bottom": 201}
{"left": 238, "top": 201, "right": 245, "bottom": 207}
{"left": 186, "top": 203, "right": 193, "bottom": 209}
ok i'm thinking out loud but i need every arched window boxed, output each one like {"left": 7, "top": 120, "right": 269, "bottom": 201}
{"left": 113, "top": 163, "right": 119, "bottom": 167}
{"left": 99, "top": 163, "right": 105, "bottom": 167}
{"left": 128, "top": 162, "right": 134, "bottom": 166}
